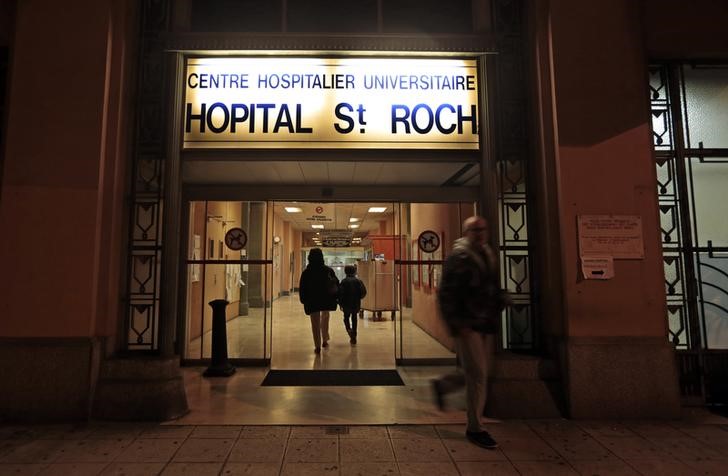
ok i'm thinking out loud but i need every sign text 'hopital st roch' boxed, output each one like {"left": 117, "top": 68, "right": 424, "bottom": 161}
{"left": 183, "top": 57, "right": 480, "bottom": 150}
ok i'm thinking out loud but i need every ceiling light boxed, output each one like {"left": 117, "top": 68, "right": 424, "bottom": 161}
{"left": 368, "top": 207, "right": 387, "bottom": 213}
{"left": 311, "top": 224, "right": 324, "bottom": 229}
{"left": 348, "top": 224, "right": 359, "bottom": 229}
{"left": 284, "top": 207, "right": 302, "bottom": 213}
{"left": 349, "top": 218, "right": 359, "bottom": 222}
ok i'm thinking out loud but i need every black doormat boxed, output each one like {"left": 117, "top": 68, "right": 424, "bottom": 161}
{"left": 261, "top": 369, "right": 404, "bottom": 386}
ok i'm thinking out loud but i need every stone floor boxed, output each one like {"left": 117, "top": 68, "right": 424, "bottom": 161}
{"left": 1, "top": 413, "right": 727, "bottom": 475}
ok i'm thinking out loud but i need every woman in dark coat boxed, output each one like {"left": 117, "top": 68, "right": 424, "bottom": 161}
{"left": 299, "top": 248, "right": 339, "bottom": 353}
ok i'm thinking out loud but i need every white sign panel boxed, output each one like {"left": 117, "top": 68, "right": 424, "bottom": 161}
{"left": 305, "top": 204, "right": 334, "bottom": 223}
{"left": 578, "top": 215, "right": 645, "bottom": 259}
{"left": 581, "top": 256, "right": 615, "bottom": 280}
{"left": 183, "top": 57, "right": 479, "bottom": 150}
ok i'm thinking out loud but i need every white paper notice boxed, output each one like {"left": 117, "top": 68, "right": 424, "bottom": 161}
{"left": 578, "top": 215, "right": 644, "bottom": 259}
{"left": 581, "top": 256, "right": 615, "bottom": 280}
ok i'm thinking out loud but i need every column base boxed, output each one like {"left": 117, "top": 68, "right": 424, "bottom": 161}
{"left": 203, "top": 364, "right": 236, "bottom": 377}
{"left": 563, "top": 336, "right": 681, "bottom": 419}
{"left": 0, "top": 337, "right": 100, "bottom": 421}
{"left": 92, "top": 357, "right": 189, "bottom": 421}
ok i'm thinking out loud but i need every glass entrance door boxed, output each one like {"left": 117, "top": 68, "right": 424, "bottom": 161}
{"left": 182, "top": 199, "right": 477, "bottom": 366}
{"left": 271, "top": 201, "right": 398, "bottom": 369}
{"left": 394, "top": 202, "right": 476, "bottom": 363}
{"left": 183, "top": 200, "right": 273, "bottom": 363}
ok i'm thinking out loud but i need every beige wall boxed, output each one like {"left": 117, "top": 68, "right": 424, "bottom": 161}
{"left": 0, "top": 0, "right": 135, "bottom": 341}
{"left": 410, "top": 203, "right": 463, "bottom": 351}
{"left": 0, "top": 0, "right": 137, "bottom": 419}
{"left": 547, "top": 0, "right": 666, "bottom": 338}
{"left": 529, "top": 0, "right": 684, "bottom": 417}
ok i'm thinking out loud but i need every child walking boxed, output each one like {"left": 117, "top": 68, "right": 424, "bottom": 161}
{"left": 338, "top": 264, "right": 367, "bottom": 344}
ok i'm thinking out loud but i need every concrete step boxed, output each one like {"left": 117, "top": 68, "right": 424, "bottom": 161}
{"left": 487, "top": 352, "right": 564, "bottom": 418}
{"left": 92, "top": 357, "right": 188, "bottom": 421}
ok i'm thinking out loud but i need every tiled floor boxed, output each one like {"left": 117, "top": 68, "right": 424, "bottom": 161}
{"left": 1, "top": 416, "right": 727, "bottom": 475}
{"left": 186, "top": 294, "right": 455, "bottom": 363}
{"left": 176, "top": 365, "right": 469, "bottom": 425}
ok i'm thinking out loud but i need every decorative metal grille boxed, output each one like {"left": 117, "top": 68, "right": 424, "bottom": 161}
{"left": 649, "top": 62, "right": 728, "bottom": 402}
{"left": 493, "top": 0, "right": 535, "bottom": 350}
{"left": 125, "top": 0, "right": 171, "bottom": 351}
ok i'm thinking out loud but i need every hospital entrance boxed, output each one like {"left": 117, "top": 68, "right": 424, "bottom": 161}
{"left": 182, "top": 200, "right": 476, "bottom": 370}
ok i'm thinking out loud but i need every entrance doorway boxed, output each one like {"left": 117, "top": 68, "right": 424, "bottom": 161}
{"left": 181, "top": 200, "right": 475, "bottom": 369}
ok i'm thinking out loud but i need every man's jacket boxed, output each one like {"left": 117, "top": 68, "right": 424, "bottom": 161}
{"left": 437, "top": 237, "right": 504, "bottom": 335}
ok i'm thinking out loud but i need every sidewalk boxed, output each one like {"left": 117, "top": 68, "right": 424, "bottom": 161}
{"left": 1, "top": 412, "right": 727, "bottom": 475}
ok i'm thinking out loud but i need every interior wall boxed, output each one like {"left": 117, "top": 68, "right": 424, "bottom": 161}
{"left": 282, "top": 220, "right": 292, "bottom": 293}
{"left": 293, "top": 230, "right": 302, "bottom": 289}
{"left": 188, "top": 202, "right": 205, "bottom": 340}
{"left": 272, "top": 211, "right": 285, "bottom": 298}
{"left": 410, "top": 203, "right": 463, "bottom": 350}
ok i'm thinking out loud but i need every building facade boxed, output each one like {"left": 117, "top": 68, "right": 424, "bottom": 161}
{"left": 1, "top": 0, "right": 726, "bottom": 421}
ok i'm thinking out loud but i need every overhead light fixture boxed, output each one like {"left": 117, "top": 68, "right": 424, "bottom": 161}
{"left": 349, "top": 218, "right": 359, "bottom": 222}
{"left": 368, "top": 207, "right": 387, "bottom": 213}
{"left": 311, "top": 224, "right": 324, "bottom": 229}
{"left": 348, "top": 224, "right": 359, "bottom": 229}
{"left": 284, "top": 207, "right": 302, "bottom": 213}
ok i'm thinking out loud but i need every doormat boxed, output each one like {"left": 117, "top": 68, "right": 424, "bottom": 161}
{"left": 261, "top": 369, "right": 404, "bottom": 386}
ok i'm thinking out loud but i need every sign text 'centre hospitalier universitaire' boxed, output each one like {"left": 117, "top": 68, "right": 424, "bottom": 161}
{"left": 183, "top": 57, "right": 480, "bottom": 150}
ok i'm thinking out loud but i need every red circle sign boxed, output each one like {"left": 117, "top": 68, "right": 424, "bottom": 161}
{"left": 224, "top": 227, "right": 247, "bottom": 251}
{"left": 417, "top": 230, "right": 441, "bottom": 253}
{"left": 315, "top": 206, "right": 323, "bottom": 214}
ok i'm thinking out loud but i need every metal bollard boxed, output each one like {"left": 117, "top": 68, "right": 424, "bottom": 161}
{"left": 203, "top": 299, "right": 236, "bottom": 377}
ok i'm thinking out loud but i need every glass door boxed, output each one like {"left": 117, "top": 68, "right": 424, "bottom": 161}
{"left": 394, "top": 202, "right": 475, "bottom": 363}
{"left": 183, "top": 200, "right": 273, "bottom": 363}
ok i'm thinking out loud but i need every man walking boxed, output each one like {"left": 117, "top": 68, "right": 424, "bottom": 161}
{"left": 432, "top": 215, "right": 507, "bottom": 449}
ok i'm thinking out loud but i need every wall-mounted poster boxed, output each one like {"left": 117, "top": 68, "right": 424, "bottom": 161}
{"left": 411, "top": 239, "right": 419, "bottom": 287}
{"left": 420, "top": 253, "right": 432, "bottom": 288}
{"left": 430, "top": 244, "right": 442, "bottom": 289}
{"left": 191, "top": 249, "right": 200, "bottom": 283}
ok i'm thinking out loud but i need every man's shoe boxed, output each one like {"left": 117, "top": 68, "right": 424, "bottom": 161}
{"left": 466, "top": 431, "right": 498, "bottom": 449}
{"left": 322, "top": 341, "right": 329, "bottom": 348}
{"left": 431, "top": 379, "right": 446, "bottom": 411}
{"left": 350, "top": 336, "right": 357, "bottom": 344}
{"left": 314, "top": 347, "right": 321, "bottom": 354}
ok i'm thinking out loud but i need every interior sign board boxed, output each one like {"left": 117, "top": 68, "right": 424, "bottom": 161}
{"left": 578, "top": 215, "right": 644, "bottom": 259}
{"left": 183, "top": 57, "right": 479, "bottom": 150}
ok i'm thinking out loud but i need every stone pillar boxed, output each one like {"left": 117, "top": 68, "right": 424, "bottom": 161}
{"left": 528, "top": 0, "right": 680, "bottom": 418}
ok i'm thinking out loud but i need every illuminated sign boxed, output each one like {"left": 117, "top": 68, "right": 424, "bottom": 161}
{"left": 183, "top": 57, "right": 480, "bottom": 150}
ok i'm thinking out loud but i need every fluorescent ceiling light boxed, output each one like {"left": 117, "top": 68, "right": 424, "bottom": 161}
{"left": 311, "top": 224, "right": 324, "bottom": 229}
{"left": 368, "top": 207, "right": 387, "bottom": 213}
{"left": 348, "top": 224, "right": 359, "bottom": 229}
{"left": 349, "top": 218, "right": 359, "bottom": 222}
{"left": 284, "top": 207, "right": 302, "bottom": 213}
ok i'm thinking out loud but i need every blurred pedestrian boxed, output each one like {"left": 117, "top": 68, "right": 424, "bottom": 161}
{"left": 432, "top": 216, "right": 509, "bottom": 449}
